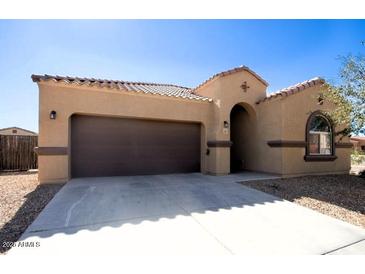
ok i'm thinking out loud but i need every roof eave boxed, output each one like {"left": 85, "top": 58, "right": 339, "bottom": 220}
{"left": 31, "top": 74, "right": 213, "bottom": 103}
{"left": 256, "top": 77, "right": 325, "bottom": 105}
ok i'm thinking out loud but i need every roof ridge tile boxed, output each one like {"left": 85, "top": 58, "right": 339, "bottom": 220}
{"left": 256, "top": 77, "right": 325, "bottom": 104}
{"left": 31, "top": 74, "right": 212, "bottom": 102}
{"left": 191, "top": 65, "right": 269, "bottom": 93}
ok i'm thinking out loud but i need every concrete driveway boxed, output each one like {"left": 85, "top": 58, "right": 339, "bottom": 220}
{"left": 10, "top": 172, "right": 365, "bottom": 255}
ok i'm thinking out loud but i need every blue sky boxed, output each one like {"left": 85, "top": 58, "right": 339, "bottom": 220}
{"left": 0, "top": 20, "right": 364, "bottom": 132}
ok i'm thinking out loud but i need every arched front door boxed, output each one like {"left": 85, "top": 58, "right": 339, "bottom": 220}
{"left": 230, "top": 104, "right": 251, "bottom": 173}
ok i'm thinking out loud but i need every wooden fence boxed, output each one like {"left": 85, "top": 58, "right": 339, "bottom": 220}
{"left": 0, "top": 135, "right": 38, "bottom": 171}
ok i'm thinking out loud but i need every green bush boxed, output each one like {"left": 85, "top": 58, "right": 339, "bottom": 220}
{"left": 351, "top": 150, "right": 365, "bottom": 165}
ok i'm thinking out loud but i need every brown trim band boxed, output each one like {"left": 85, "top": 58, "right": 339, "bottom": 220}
{"left": 34, "top": 147, "right": 68, "bottom": 155}
{"left": 304, "top": 155, "right": 337, "bottom": 162}
{"left": 207, "top": 140, "right": 233, "bottom": 147}
{"left": 268, "top": 140, "right": 353, "bottom": 149}
{"left": 267, "top": 140, "right": 306, "bottom": 148}
{"left": 335, "top": 142, "right": 353, "bottom": 148}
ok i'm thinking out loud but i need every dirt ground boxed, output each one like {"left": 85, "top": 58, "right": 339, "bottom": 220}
{"left": 242, "top": 174, "right": 365, "bottom": 229}
{"left": 0, "top": 171, "right": 64, "bottom": 253}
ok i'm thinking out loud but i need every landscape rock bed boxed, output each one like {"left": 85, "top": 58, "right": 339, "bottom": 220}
{"left": 0, "top": 171, "right": 64, "bottom": 253}
{"left": 242, "top": 174, "right": 365, "bottom": 228}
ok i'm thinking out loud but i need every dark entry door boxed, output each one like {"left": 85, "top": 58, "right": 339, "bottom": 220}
{"left": 230, "top": 105, "right": 247, "bottom": 172}
{"left": 71, "top": 115, "right": 201, "bottom": 177}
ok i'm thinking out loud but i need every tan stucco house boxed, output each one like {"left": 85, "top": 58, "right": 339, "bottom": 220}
{"left": 351, "top": 136, "right": 365, "bottom": 152}
{"left": 32, "top": 66, "right": 352, "bottom": 184}
{"left": 0, "top": 126, "right": 37, "bottom": 136}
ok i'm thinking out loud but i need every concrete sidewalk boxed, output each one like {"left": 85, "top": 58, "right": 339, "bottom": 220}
{"left": 9, "top": 172, "right": 365, "bottom": 255}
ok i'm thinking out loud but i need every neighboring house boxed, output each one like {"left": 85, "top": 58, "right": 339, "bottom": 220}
{"left": 32, "top": 66, "right": 352, "bottom": 184}
{"left": 350, "top": 136, "right": 365, "bottom": 152}
{"left": 0, "top": 126, "right": 37, "bottom": 136}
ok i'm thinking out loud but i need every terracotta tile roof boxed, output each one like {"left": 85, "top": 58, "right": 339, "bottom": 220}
{"left": 31, "top": 74, "right": 212, "bottom": 102}
{"left": 256, "top": 77, "right": 325, "bottom": 104}
{"left": 192, "top": 66, "right": 269, "bottom": 92}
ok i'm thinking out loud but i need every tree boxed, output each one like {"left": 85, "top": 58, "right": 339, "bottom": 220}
{"left": 323, "top": 55, "right": 365, "bottom": 138}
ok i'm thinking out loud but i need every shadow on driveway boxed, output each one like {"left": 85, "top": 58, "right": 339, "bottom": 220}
{"left": 7, "top": 172, "right": 365, "bottom": 255}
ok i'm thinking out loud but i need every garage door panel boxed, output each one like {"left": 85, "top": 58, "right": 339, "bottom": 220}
{"left": 71, "top": 115, "right": 201, "bottom": 177}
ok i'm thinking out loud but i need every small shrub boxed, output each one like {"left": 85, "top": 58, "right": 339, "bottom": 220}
{"left": 351, "top": 150, "right": 365, "bottom": 165}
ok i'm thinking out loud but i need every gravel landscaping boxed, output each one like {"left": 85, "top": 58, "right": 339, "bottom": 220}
{"left": 241, "top": 174, "right": 365, "bottom": 228}
{"left": 0, "top": 171, "right": 64, "bottom": 254}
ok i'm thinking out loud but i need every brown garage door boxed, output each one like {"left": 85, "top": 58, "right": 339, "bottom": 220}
{"left": 71, "top": 115, "right": 201, "bottom": 178}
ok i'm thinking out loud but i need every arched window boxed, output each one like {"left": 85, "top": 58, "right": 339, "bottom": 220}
{"left": 305, "top": 112, "right": 336, "bottom": 161}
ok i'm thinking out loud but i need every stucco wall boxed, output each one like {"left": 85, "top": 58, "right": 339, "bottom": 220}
{"left": 351, "top": 138, "right": 365, "bottom": 151}
{"left": 37, "top": 83, "right": 214, "bottom": 183}
{"left": 282, "top": 148, "right": 351, "bottom": 176}
{"left": 195, "top": 70, "right": 268, "bottom": 174}
{"left": 35, "top": 69, "right": 351, "bottom": 183}
{"left": 254, "top": 98, "right": 284, "bottom": 174}
{"left": 223, "top": 78, "right": 351, "bottom": 176}
{"left": 279, "top": 85, "right": 351, "bottom": 175}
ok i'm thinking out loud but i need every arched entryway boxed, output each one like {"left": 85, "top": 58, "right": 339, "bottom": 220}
{"left": 230, "top": 104, "right": 255, "bottom": 173}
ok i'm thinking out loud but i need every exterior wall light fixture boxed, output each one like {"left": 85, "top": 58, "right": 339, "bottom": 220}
{"left": 50, "top": 110, "right": 57, "bottom": 120}
{"left": 223, "top": 121, "right": 229, "bottom": 128}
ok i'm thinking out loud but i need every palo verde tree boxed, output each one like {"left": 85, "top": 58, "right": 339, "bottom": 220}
{"left": 323, "top": 54, "right": 365, "bottom": 138}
